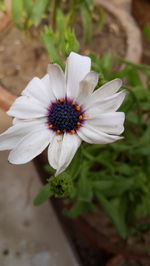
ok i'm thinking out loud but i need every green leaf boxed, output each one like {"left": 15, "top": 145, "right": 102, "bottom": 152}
{"left": 93, "top": 180, "right": 114, "bottom": 192}
{"left": 12, "top": 0, "right": 24, "bottom": 28}
{"left": 77, "top": 162, "right": 93, "bottom": 202}
{"left": 44, "top": 164, "right": 55, "bottom": 175}
{"left": 84, "top": 0, "right": 94, "bottom": 10}
{"left": 100, "top": 53, "right": 113, "bottom": 79}
{"left": 67, "top": 146, "right": 82, "bottom": 179}
{"left": 80, "top": 4, "right": 92, "bottom": 44}
{"left": 119, "top": 57, "right": 150, "bottom": 72}
{"left": 32, "top": 0, "right": 48, "bottom": 25}
{"left": 64, "top": 29, "right": 79, "bottom": 55}
{"left": 94, "top": 7, "right": 105, "bottom": 34}
{"left": 97, "top": 194, "right": 128, "bottom": 238}
{"left": 144, "top": 24, "right": 150, "bottom": 43}
{"left": 65, "top": 200, "right": 95, "bottom": 218}
{"left": 56, "top": 9, "right": 66, "bottom": 43}
{"left": 33, "top": 184, "right": 53, "bottom": 206}
{"left": 41, "top": 26, "right": 64, "bottom": 68}
{"left": 23, "top": 0, "right": 34, "bottom": 17}
{"left": 126, "top": 67, "right": 142, "bottom": 87}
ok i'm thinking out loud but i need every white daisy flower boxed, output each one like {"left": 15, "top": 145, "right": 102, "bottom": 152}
{"left": 0, "top": 52, "right": 126, "bottom": 176}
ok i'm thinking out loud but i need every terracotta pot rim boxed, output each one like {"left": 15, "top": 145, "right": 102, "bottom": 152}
{"left": 94, "top": 0, "right": 142, "bottom": 64}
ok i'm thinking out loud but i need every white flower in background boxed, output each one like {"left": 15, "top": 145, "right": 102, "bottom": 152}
{"left": 0, "top": 52, "right": 126, "bottom": 176}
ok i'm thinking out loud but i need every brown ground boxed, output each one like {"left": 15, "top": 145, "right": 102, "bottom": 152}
{"left": 116, "top": 259, "right": 150, "bottom": 266}
{"left": 80, "top": 208, "right": 150, "bottom": 260}
{"left": 0, "top": 26, "right": 49, "bottom": 96}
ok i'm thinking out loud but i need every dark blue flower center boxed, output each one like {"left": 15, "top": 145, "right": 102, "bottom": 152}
{"left": 48, "top": 99, "right": 84, "bottom": 134}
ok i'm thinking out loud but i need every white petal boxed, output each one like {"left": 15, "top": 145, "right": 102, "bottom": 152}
{"left": 55, "top": 133, "right": 82, "bottom": 176}
{"left": 13, "top": 118, "right": 23, "bottom": 125}
{"left": 48, "top": 134, "right": 63, "bottom": 170}
{"left": 8, "top": 126, "right": 52, "bottom": 164}
{"left": 65, "top": 52, "right": 91, "bottom": 99}
{"left": 48, "top": 64, "right": 66, "bottom": 99}
{"left": 7, "top": 96, "right": 47, "bottom": 119}
{"left": 0, "top": 118, "right": 47, "bottom": 150}
{"left": 93, "top": 78, "right": 122, "bottom": 98}
{"left": 84, "top": 78, "right": 123, "bottom": 109}
{"left": 22, "top": 77, "right": 53, "bottom": 106}
{"left": 12, "top": 118, "right": 30, "bottom": 125}
{"left": 77, "top": 124, "right": 123, "bottom": 144}
{"left": 85, "top": 90, "right": 126, "bottom": 113}
{"left": 76, "top": 71, "right": 99, "bottom": 104}
{"left": 41, "top": 74, "right": 56, "bottom": 102}
{"left": 87, "top": 112, "right": 125, "bottom": 135}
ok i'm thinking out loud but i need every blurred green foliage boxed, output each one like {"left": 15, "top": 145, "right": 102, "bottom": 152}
{"left": 11, "top": 0, "right": 104, "bottom": 60}
{"left": 41, "top": 10, "right": 79, "bottom": 67}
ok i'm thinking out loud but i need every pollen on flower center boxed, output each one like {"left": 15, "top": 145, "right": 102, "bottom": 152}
{"left": 47, "top": 99, "right": 84, "bottom": 134}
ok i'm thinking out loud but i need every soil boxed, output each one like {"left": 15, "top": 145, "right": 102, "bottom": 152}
{"left": 80, "top": 209, "right": 150, "bottom": 259}
{"left": 0, "top": 26, "right": 49, "bottom": 96}
{"left": 54, "top": 204, "right": 111, "bottom": 266}
{"left": 53, "top": 200, "right": 150, "bottom": 266}
{"left": 114, "top": 259, "right": 150, "bottom": 266}
{"left": 0, "top": 11, "right": 126, "bottom": 97}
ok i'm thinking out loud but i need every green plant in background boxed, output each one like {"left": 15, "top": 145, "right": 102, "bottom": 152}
{"left": 11, "top": 0, "right": 104, "bottom": 62}
{"left": 41, "top": 10, "right": 80, "bottom": 67}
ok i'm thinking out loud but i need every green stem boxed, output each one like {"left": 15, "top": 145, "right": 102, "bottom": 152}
{"left": 67, "top": 0, "right": 77, "bottom": 29}
{"left": 50, "top": 0, "right": 61, "bottom": 31}
{"left": 118, "top": 56, "right": 150, "bottom": 72}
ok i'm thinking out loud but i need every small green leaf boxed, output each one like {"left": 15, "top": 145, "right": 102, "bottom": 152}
{"left": 93, "top": 180, "right": 114, "bottom": 192}
{"left": 12, "top": 0, "right": 24, "bottom": 28}
{"left": 41, "top": 26, "right": 64, "bottom": 68}
{"left": 100, "top": 53, "right": 113, "bottom": 79}
{"left": 34, "top": 184, "right": 53, "bottom": 206}
{"left": 80, "top": 4, "right": 92, "bottom": 44}
{"left": 64, "top": 29, "right": 79, "bottom": 55}
{"left": 56, "top": 9, "right": 66, "bottom": 43}
{"left": 32, "top": 0, "right": 48, "bottom": 25}
{"left": 144, "top": 24, "right": 150, "bottom": 43}
{"left": 94, "top": 7, "right": 105, "bottom": 34}
{"left": 23, "top": 0, "right": 33, "bottom": 17}
{"left": 97, "top": 194, "right": 128, "bottom": 238}
{"left": 67, "top": 147, "right": 82, "bottom": 179}
{"left": 65, "top": 200, "right": 95, "bottom": 218}
{"left": 77, "top": 162, "right": 93, "bottom": 202}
